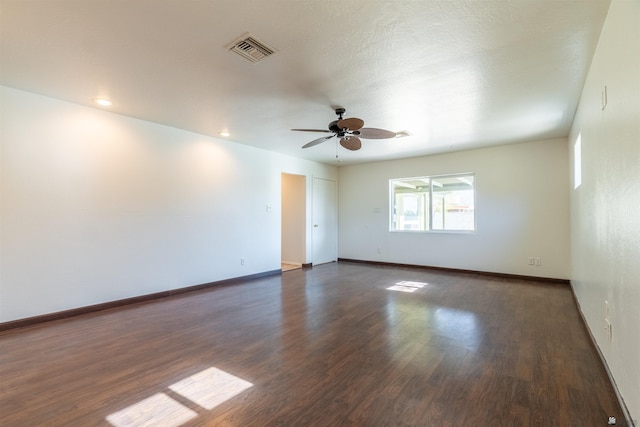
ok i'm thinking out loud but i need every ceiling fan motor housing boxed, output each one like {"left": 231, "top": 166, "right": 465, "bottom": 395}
{"left": 331, "top": 108, "right": 351, "bottom": 136}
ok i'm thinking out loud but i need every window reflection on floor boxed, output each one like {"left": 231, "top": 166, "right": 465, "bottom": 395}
{"left": 385, "top": 281, "right": 481, "bottom": 354}
{"left": 433, "top": 307, "right": 481, "bottom": 351}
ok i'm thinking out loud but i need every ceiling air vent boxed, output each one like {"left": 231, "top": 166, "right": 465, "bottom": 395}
{"left": 227, "top": 33, "right": 277, "bottom": 63}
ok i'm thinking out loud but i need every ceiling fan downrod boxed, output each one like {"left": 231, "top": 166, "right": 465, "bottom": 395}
{"left": 329, "top": 107, "right": 346, "bottom": 134}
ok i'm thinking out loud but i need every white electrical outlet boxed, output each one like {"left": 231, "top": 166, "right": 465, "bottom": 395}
{"left": 528, "top": 257, "right": 535, "bottom": 265}
{"left": 241, "top": 258, "right": 245, "bottom": 266}
{"left": 534, "top": 257, "right": 542, "bottom": 266}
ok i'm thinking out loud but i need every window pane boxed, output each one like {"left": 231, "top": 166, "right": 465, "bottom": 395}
{"left": 395, "top": 192, "right": 427, "bottom": 230}
{"left": 391, "top": 179, "right": 429, "bottom": 231}
{"left": 431, "top": 175, "right": 475, "bottom": 231}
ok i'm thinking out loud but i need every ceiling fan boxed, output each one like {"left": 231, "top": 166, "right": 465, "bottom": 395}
{"left": 292, "top": 107, "right": 396, "bottom": 151}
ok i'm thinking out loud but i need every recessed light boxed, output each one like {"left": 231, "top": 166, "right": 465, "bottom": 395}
{"left": 94, "top": 98, "right": 112, "bottom": 107}
{"left": 219, "top": 131, "right": 230, "bottom": 137}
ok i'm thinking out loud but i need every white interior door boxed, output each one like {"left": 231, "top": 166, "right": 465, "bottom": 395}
{"left": 312, "top": 177, "right": 337, "bottom": 265}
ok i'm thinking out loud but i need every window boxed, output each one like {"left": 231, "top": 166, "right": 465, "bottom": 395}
{"left": 573, "top": 133, "right": 582, "bottom": 189}
{"left": 390, "top": 174, "right": 475, "bottom": 232}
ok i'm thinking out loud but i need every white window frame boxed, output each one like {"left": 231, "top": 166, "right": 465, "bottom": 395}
{"left": 389, "top": 173, "right": 476, "bottom": 233}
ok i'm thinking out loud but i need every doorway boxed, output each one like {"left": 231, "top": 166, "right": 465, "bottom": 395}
{"left": 281, "top": 173, "right": 306, "bottom": 271}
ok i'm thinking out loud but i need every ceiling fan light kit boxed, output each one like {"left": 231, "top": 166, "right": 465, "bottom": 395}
{"left": 292, "top": 108, "right": 397, "bottom": 151}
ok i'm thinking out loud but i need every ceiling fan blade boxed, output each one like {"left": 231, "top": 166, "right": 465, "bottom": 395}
{"left": 291, "top": 128, "right": 333, "bottom": 133}
{"left": 302, "top": 135, "right": 335, "bottom": 149}
{"left": 357, "top": 128, "right": 397, "bottom": 139}
{"left": 339, "top": 135, "right": 362, "bottom": 151}
{"left": 337, "top": 117, "right": 364, "bottom": 131}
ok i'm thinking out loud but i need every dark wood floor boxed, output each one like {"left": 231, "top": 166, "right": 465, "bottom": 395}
{"left": 0, "top": 262, "right": 627, "bottom": 426}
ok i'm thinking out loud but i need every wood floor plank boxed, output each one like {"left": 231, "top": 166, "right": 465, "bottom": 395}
{"left": 0, "top": 262, "right": 629, "bottom": 426}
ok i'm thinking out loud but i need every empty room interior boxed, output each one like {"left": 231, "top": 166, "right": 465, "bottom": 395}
{"left": 1, "top": 0, "right": 638, "bottom": 426}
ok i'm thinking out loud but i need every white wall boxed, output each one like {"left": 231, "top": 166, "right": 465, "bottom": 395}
{"left": 569, "top": 0, "right": 640, "bottom": 422}
{"left": 338, "top": 138, "right": 570, "bottom": 279}
{"left": 0, "top": 86, "right": 336, "bottom": 323}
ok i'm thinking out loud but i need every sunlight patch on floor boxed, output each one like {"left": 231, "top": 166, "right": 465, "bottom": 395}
{"left": 106, "top": 367, "right": 253, "bottom": 427}
{"left": 387, "top": 281, "right": 428, "bottom": 293}
{"left": 106, "top": 393, "right": 197, "bottom": 427}
{"left": 169, "top": 367, "right": 253, "bottom": 410}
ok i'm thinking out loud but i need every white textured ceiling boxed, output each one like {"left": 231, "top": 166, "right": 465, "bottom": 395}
{"left": 0, "top": 0, "right": 610, "bottom": 166}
